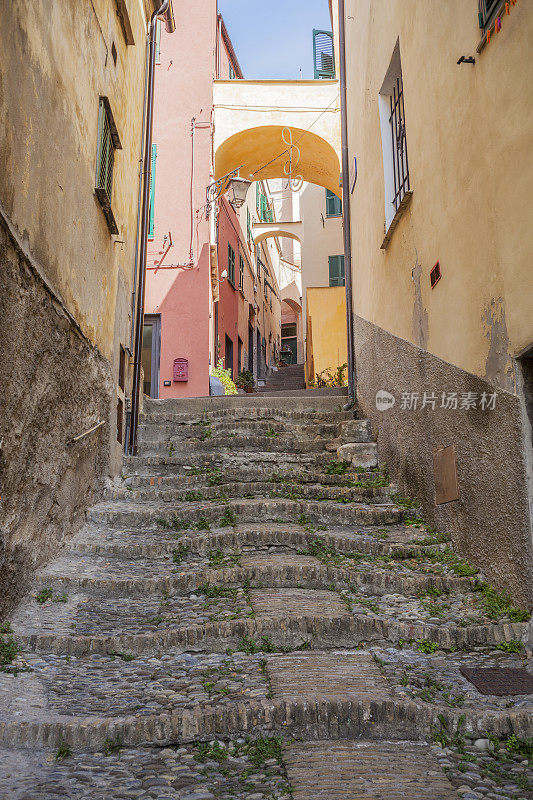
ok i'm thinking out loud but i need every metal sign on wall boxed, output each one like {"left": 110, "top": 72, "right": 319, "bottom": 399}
{"left": 433, "top": 444, "right": 459, "bottom": 504}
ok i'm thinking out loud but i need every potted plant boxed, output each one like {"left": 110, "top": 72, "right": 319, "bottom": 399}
{"left": 236, "top": 369, "right": 255, "bottom": 393}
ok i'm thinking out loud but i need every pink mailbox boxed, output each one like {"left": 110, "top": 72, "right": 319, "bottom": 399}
{"left": 173, "top": 358, "right": 188, "bottom": 382}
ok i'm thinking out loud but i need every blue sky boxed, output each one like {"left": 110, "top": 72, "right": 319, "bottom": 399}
{"left": 217, "top": 1, "right": 332, "bottom": 80}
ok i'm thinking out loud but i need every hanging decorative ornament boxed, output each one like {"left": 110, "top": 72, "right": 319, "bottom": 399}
{"left": 281, "top": 128, "right": 304, "bottom": 193}
{"left": 495, "top": 15, "right": 502, "bottom": 31}
{"left": 505, "top": 2, "right": 510, "bottom": 14}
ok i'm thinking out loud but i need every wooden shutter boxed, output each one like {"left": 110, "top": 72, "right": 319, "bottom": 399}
{"left": 313, "top": 30, "right": 335, "bottom": 79}
{"left": 329, "top": 255, "right": 345, "bottom": 287}
{"left": 325, "top": 189, "right": 342, "bottom": 217}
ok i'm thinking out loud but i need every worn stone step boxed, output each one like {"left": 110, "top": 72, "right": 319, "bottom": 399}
{"left": 105, "top": 480, "right": 394, "bottom": 504}
{"left": 285, "top": 739, "right": 460, "bottom": 799}
{"left": 143, "top": 392, "right": 350, "bottom": 416}
{"left": 28, "top": 549, "right": 472, "bottom": 599}
{"left": 139, "top": 434, "right": 331, "bottom": 455}
{"left": 137, "top": 419, "right": 348, "bottom": 443}
{"left": 141, "top": 406, "right": 355, "bottom": 426}
{"left": 124, "top": 449, "right": 358, "bottom": 474}
{"left": 87, "top": 497, "right": 404, "bottom": 530}
{"left": 122, "top": 465, "right": 375, "bottom": 487}
{"left": 12, "top": 584, "right": 526, "bottom": 656}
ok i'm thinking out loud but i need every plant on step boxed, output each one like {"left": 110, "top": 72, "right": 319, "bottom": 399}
{"left": 415, "top": 530, "right": 452, "bottom": 546}
{"left": 103, "top": 736, "right": 123, "bottom": 756}
{"left": 157, "top": 515, "right": 190, "bottom": 531}
{"left": 184, "top": 490, "right": 206, "bottom": 501}
{"left": 473, "top": 581, "right": 529, "bottom": 622}
{"left": 0, "top": 624, "right": 20, "bottom": 670}
{"left": 210, "top": 359, "right": 238, "bottom": 395}
{"left": 168, "top": 442, "right": 175, "bottom": 457}
{"left": 325, "top": 460, "right": 350, "bottom": 475}
{"left": 194, "top": 740, "right": 229, "bottom": 763}
{"left": 107, "top": 651, "right": 135, "bottom": 662}
{"left": 208, "top": 548, "right": 241, "bottom": 569}
{"left": 315, "top": 363, "right": 348, "bottom": 388}
{"left": 172, "top": 543, "right": 190, "bottom": 564}
{"left": 237, "top": 635, "right": 311, "bottom": 655}
{"left": 416, "top": 638, "right": 439, "bottom": 654}
{"left": 236, "top": 369, "right": 255, "bottom": 391}
{"left": 206, "top": 467, "right": 223, "bottom": 486}
{"left": 195, "top": 516, "right": 210, "bottom": 531}
{"left": 495, "top": 639, "right": 523, "bottom": 653}
{"left": 35, "top": 589, "right": 68, "bottom": 604}
{"left": 55, "top": 737, "right": 72, "bottom": 761}
{"left": 265, "top": 427, "right": 279, "bottom": 438}
{"left": 220, "top": 506, "right": 237, "bottom": 527}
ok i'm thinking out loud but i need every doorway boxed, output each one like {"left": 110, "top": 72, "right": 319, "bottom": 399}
{"left": 141, "top": 314, "right": 161, "bottom": 398}
{"left": 256, "top": 329, "right": 262, "bottom": 379}
{"left": 225, "top": 334, "right": 234, "bottom": 378}
{"left": 281, "top": 322, "right": 298, "bottom": 364}
{"left": 237, "top": 336, "right": 243, "bottom": 376}
{"left": 248, "top": 325, "right": 254, "bottom": 373}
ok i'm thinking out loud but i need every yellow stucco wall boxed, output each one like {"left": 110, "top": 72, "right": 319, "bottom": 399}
{"left": 344, "top": 0, "right": 533, "bottom": 392}
{"left": 0, "top": 0, "right": 152, "bottom": 360}
{"left": 306, "top": 286, "right": 347, "bottom": 384}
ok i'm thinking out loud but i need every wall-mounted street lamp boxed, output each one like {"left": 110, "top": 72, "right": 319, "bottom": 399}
{"left": 206, "top": 165, "right": 251, "bottom": 217}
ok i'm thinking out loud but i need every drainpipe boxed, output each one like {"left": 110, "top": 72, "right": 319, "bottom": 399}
{"left": 338, "top": 0, "right": 356, "bottom": 410}
{"left": 128, "top": 0, "right": 175, "bottom": 455}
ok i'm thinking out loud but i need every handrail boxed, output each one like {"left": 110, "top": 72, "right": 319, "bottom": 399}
{"left": 67, "top": 420, "right": 105, "bottom": 445}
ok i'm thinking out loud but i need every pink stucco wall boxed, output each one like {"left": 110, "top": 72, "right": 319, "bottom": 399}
{"left": 144, "top": 0, "right": 217, "bottom": 398}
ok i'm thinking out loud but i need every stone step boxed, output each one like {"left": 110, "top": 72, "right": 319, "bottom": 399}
{"left": 141, "top": 407, "right": 356, "bottom": 425}
{"left": 285, "top": 739, "right": 460, "bottom": 799}
{"left": 122, "top": 465, "right": 375, "bottom": 487}
{"left": 0, "top": 646, "right": 530, "bottom": 753}
{"left": 87, "top": 497, "right": 403, "bottom": 530}
{"left": 105, "top": 480, "right": 394, "bottom": 504}
{"left": 143, "top": 391, "right": 350, "bottom": 416}
{"left": 138, "top": 434, "right": 331, "bottom": 455}
{"left": 137, "top": 419, "right": 349, "bottom": 442}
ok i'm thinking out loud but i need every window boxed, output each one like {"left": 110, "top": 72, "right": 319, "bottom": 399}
{"left": 256, "top": 245, "right": 263, "bottom": 281}
{"left": 329, "top": 255, "right": 345, "bottom": 287}
{"left": 95, "top": 97, "right": 121, "bottom": 234}
{"left": 256, "top": 184, "right": 273, "bottom": 222}
{"left": 229, "top": 62, "right": 236, "bottom": 79}
{"left": 478, "top": 0, "right": 501, "bottom": 30}
{"left": 155, "top": 18, "right": 162, "bottom": 64}
{"left": 313, "top": 30, "right": 335, "bottom": 79}
{"left": 116, "top": 397, "right": 123, "bottom": 444}
{"left": 227, "top": 243, "right": 235, "bottom": 287}
{"left": 378, "top": 42, "right": 411, "bottom": 236}
{"left": 118, "top": 345, "right": 126, "bottom": 391}
{"left": 239, "top": 255, "right": 244, "bottom": 292}
{"left": 148, "top": 143, "right": 157, "bottom": 239}
{"left": 325, "top": 189, "right": 342, "bottom": 217}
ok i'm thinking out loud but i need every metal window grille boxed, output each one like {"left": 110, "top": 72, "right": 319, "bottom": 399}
{"left": 388, "top": 75, "right": 410, "bottom": 215}
{"left": 313, "top": 30, "right": 335, "bottom": 79}
{"left": 95, "top": 97, "right": 121, "bottom": 234}
{"left": 478, "top": 0, "right": 501, "bottom": 30}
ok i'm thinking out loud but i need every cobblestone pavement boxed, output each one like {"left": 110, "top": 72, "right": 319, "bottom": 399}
{"left": 1, "top": 396, "right": 532, "bottom": 799}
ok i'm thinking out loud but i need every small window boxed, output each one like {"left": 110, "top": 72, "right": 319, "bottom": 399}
{"left": 229, "top": 62, "right": 236, "bottom": 79}
{"left": 256, "top": 245, "right": 262, "bottom": 281}
{"left": 247, "top": 208, "right": 253, "bottom": 247}
{"left": 239, "top": 255, "right": 244, "bottom": 291}
{"left": 478, "top": 0, "right": 501, "bottom": 31}
{"left": 325, "top": 189, "right": 342, "bottom": 217}
{"left": 148, "top": 143, "right": 157, "bottom": 239}
{"left": 111, "top": 41, "right": 117, "bottom": 66}
{"left": 313, "top": 30, "right": 335, "bottom": 79}
{"left": 228, "top": 243, "right": 235, "bottom": 287}
{"left": 329, "top": 255, "right": 345, "bottom": 287}
{"left": 95, "top": 97, "right": 121, "bottom": 234}
{"left": 155, "top": 19, "right": 162, "bottom": 64}
{"left": 118, "top": 345, "right": 126, "bottom": 390}
{"left": 116, "top": 397, "right": 123, "bottom": 444}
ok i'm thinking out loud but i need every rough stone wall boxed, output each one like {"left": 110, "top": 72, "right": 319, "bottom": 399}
{"left": 0, "top": 217, "right": 112, "bottom": 616}
{"left": 353, "top": 313, "right": 533, "bottom": 608}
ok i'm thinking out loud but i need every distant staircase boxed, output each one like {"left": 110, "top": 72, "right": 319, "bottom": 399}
{"left": 257, "top": 363, "right": 305, "bottom": 393}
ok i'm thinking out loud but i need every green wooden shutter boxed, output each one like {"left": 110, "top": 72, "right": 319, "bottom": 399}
{"left": 155, "top": 19, "right": 162, "bottom": 64}
{"left": 325, "top": 189, "right": 342, "bottom": 217}
{"left": 313, "top": 30, "right": 335, "bottom": 79}
{"left": 228, "top": 244, "right": 235, "bottom": 286}
{"left": 239, "top": 255, "right": 244, "bottom": 291}
{"left": 329, "top": 255, "right": 345, "bottom": 287}
{"left": 148, "top": 143, "right": 157, "bottom": 238}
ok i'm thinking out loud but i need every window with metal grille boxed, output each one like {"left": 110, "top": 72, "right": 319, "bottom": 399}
{"left": 478, "top": 0, "right": 501, "bottom": 30}
{"left": 239, "top": 254, "right": 244, "bottom": 291}
{"left": 148, "top": 143, "right": 157, "bottom": 239}
{"left": 95, "top": 97, "right": 121, "bottom": 234}
{"left": 313, "top": 30, "right": 335, "bottom": 79}
{"left": 325, "top": 189, "right": 342, "bottom": 217}
{"left": 329, "top": 255, "right": 345, "bottom": 287}
{"left": 228, "top": 243, "right": 235, "bottom": 287}
{"left": 388, "top": 73, "right": 410, "bottom": 216}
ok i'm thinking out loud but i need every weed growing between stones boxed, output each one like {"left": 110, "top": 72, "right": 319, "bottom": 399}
{"left": 325, "top": 460, "right": 350, "bottom": 475}
{"left": 184, "top": 490, "right": 206, "bottom": 501}
{"left": 107, "top": 651, "right": 135, "bottom": 662}
{"left": 266, "top": 428, "right": 280, "bottom": 438}
{"left": 55, "top": 738, "right": 72, "bottom": 761}
{"left": 298, "top": 538, "right": 363, "bottom": 567}
{"left": 236, "top": 635, "right": 312, "bottom": 655}
{"left": 35, "top": 589, "right": 68, "bottom": 604}
{"left": 220, "top": 507, "right": 237, "bottom": 527}
{"left": 172, "top": 543, "right": 190, "bottom": 564}
{"left": 0, "top": 623, "right": 22, "bottom": 673}
{"left": 208, "top": 548, "right": 242, "bottom": 569}
{"left": 168, "top": 443, "right": 174, "bottom": 457}
{"left": 495, "top": 639, "right": 523, "bottom": 653}
{"left": 417, "top": 639, "right": 439, "bottom": 654}
{"left": 102, "top": 736, "right": 123, "bottom": 756}
{"left": 472, "top": 581, "right": 529, "bottom": 622}
{"left": 206, "top": 467, "right": 223, "bottom": 485}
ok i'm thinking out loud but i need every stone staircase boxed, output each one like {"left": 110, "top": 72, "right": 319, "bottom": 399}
{"left": 1, "top": 393, "right": 532, "bottom": 799}
{"left": 257, "top": 363, "right": 306, "bottom": 392}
